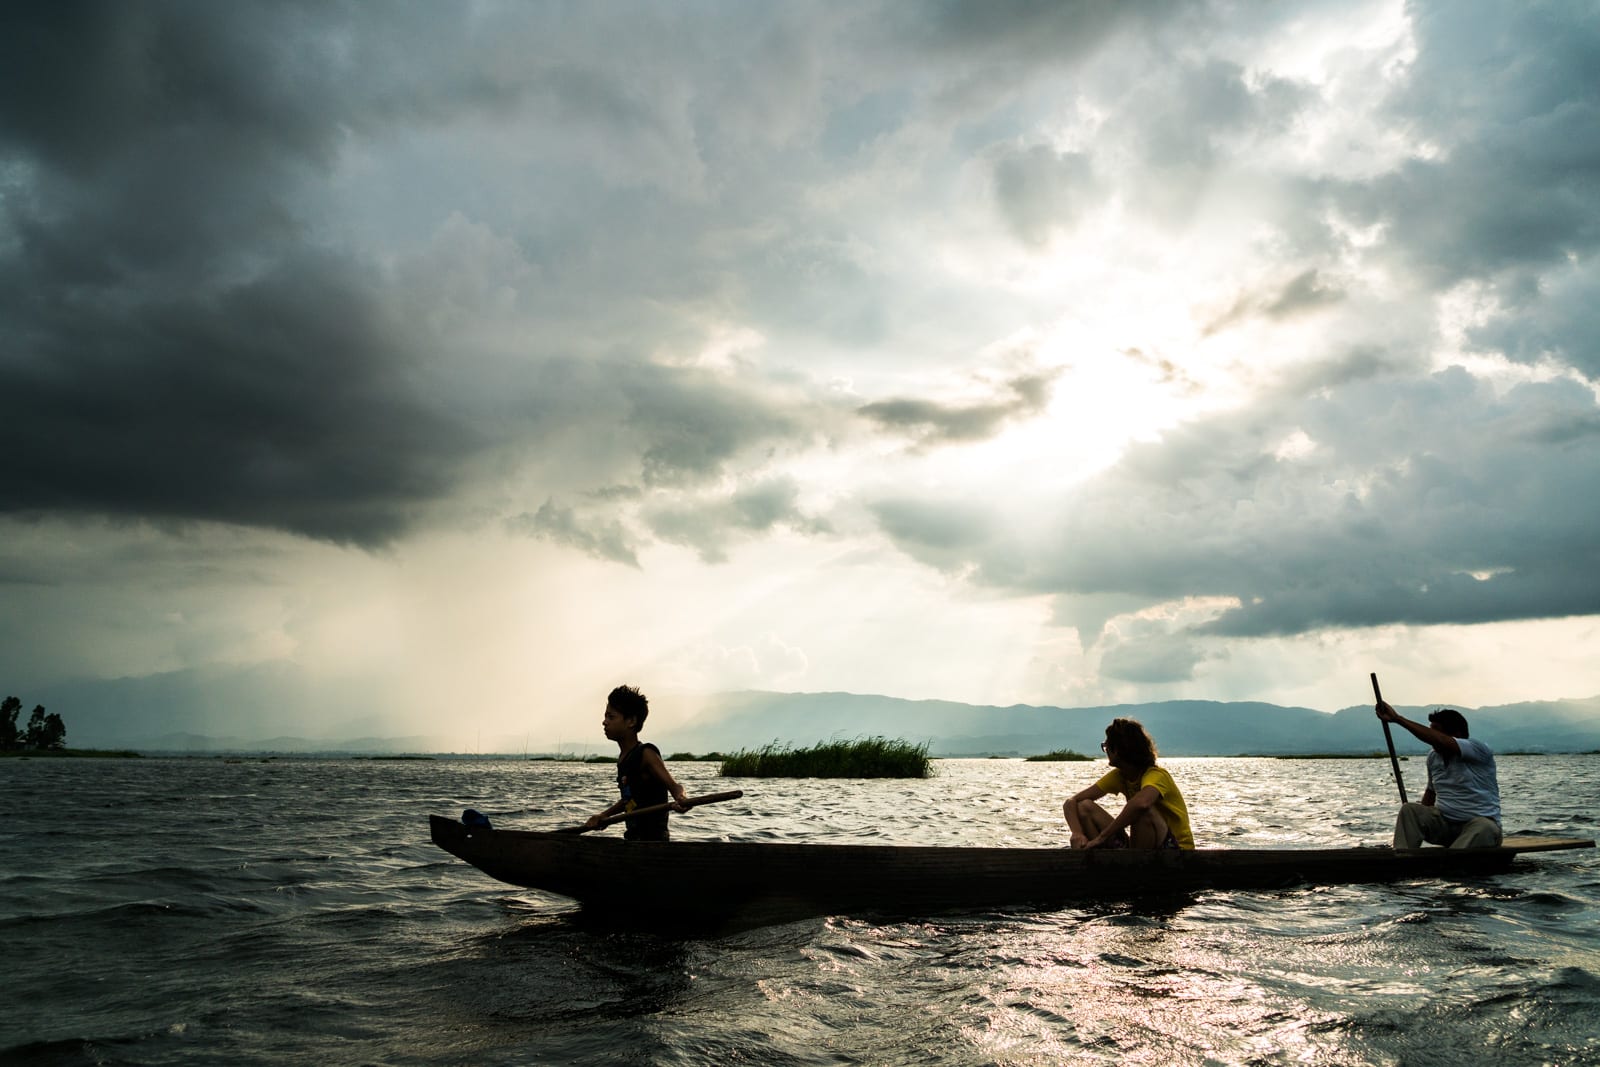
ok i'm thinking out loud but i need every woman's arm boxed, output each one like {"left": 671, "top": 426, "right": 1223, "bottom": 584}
{"left": 1086, "top": 785, "right": 1159, "bottom": 848}
{"left": 1063, "top": 783, "right": 1107, "bottom": 846}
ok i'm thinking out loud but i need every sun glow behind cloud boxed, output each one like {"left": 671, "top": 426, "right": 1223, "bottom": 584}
{"left": 3, "top": 1, "right": 1598, "bottom": 747}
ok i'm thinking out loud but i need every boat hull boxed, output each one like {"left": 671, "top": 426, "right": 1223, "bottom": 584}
{"left": 429, "top": 816, "right": 1593, "bottom": 927}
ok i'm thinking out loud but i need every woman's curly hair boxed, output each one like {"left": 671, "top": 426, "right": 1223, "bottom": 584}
{"left": 1104, "top": 717, "right": 1158, "bottom": 770}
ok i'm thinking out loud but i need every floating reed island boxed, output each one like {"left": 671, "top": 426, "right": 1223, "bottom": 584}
{"left": 1024, "top": 749, "right": 1095, "bottom": 762}
{"left": 718, "top": 737, "right": 932, "bottom": 779}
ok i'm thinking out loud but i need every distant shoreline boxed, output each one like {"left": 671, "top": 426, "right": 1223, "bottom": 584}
{"left": 0, "top": 748, "right": 143, "bottom": 759}
{"left": 13, "top": 749, "right": 1596, "bottom": 762}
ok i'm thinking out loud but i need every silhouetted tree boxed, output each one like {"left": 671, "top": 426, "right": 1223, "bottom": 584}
{"left": 40, "top": 712, "right": 66, "bottom": 750}
{"left": 4, "top": 698, "right": 67, "bottom": 751}
{"left": 1, "top": 696, "right": 20, "bottom": 750}
{"left": 25, "top": 705, "right": 47, "bottom": 749}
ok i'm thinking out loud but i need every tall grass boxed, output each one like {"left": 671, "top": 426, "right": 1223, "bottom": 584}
{"left": 718, "top": 737, "right": 932, "bottom": 779}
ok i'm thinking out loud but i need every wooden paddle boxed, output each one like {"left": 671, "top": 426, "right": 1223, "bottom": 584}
{"left": 1371, "top": 673, "right": 1408, "bottom": 804}
{"left": 556, "top": 789, "right": 744, "bottom": 834}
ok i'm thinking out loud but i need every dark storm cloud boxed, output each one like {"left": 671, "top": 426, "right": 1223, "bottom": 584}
{"left": 0, "top": 3, "right": 826, "bottom": 548}
{"left": 1329, "top": 2, "right": 1600, "bottom": 346}
{"left": 1252, "top": 0, "right": 1600, "bottom": 434}
{"left": 2, "top": 254, "right": 474, "bottom": 545}
{"left": 0, "top": 4, "right": 347, "bottom": 176}
{"left": 872, "top": 365, "right": 1600, "bottom": 637}
{"left": 1085, "top": 51, "right": 1315, "bottom": 229}
{"left": 625, "top": 369, "right": 812, "bottom": 488}
{"left": 992, "top": 146, "right": 1098, "bottom": 246}
{"left": 1063, "top": 368, "right": 1600, "bottom": 636}
{"left": 858, "top": 369, "right": 1059, "bottom": 447}
{"left": 7, "top": 0, "right": 1597, "bottom": 604}
{"left": 505, "top": 356, "right": 831, "bottom": 564}
{"left": 1131, "top": 58, "right": 1298, "bottom": 171}
{"left": 848, "top": 0, "right": 1600, "bottom": 650}
{"left": 517, "top": 474, "right": 829, "bottom": 567}
{"left": 1099, "top": 625, "right": 1206, "bottom": 685}
{"left": 642, "top": 476, "right": 827, "bottom": 563}
{"left": 869, "top": 497, "right": 998, "bottom": 576}
{"left": 1204, "top": 270, "right": 1346, "bottom": 336}
{"left": 512, "top": 501, "right": 642, "bottom": 568}
{"left": 0, "top": 4, "right": 479, "bottom": 544}
{"left": 911, "top": 0, "right": 1167, "bottom": 64}
{"left": 1464, "top": 267, "right": 1600, "bottom": 379}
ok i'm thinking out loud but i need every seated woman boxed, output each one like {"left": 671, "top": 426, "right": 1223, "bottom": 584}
{"left": 1063, "top": 717, "right": 1194, "bottom": 850}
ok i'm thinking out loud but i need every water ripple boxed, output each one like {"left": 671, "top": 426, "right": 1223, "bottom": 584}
{"left": 2, "top": 754, "right": 1597, "bottom": 1064}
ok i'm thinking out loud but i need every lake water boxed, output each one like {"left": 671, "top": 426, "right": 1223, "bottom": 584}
{"left": 3, "top": 755, "right": 1597, "bottom": 1065}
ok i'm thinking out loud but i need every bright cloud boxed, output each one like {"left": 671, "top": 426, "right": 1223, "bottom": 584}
{"left": 2, "top": 1, "right": 1597, "bottom": 744}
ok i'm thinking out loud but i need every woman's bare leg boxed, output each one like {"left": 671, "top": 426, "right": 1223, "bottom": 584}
{"left": 1066, "top": 798, "right": 1121, "bottom": 844}
{"left": 1126, "top": 804, "right": 1170, "bottom": 849}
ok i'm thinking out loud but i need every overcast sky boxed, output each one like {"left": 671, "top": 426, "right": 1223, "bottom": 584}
{"left": 3, "top": 1, "right": 1598, "bottom": 744}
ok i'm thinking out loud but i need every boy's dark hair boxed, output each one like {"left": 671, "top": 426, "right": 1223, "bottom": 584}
{"left": 608, "top": 684, "right": 649, "bottom": 728}
{"left": 1104, "top": 717, "right": 1158, "bottom": 771}
{"left": 1427, "top": 708, "right": 1470, "bottom": 738}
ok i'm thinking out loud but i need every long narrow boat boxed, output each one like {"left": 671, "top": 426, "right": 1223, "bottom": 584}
{"left": 429, "top": 815, "right": 1593, "bottom": 928}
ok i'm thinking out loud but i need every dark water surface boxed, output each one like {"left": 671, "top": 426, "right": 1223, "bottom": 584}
{"left": 3, "top": 755, "right": 1597, "bottom": 1065}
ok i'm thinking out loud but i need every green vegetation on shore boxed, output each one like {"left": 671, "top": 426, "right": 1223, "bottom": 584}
{"left": 718, "top": 737, "right": 932, "bottom": 779}
{"left": 1025, "top": 749, "right": 1094, "bottom": 762}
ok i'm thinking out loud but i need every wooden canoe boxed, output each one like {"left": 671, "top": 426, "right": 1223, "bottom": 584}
{"left": 428, "top": 814, "right": 1593, "bottom": 927}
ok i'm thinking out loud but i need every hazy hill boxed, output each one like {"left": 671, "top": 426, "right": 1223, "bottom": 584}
{"left": 670, "top": 691, "right": 1600, "bottom": 757}
{"left": 20, "top": 665, "right": 1600, "bottom": 755}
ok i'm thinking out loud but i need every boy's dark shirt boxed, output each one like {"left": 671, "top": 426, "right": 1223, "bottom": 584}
{"left": 617, "top": 741, "right": 669, "bottom": 841}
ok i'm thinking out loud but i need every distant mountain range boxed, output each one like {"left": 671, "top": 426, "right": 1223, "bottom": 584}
{"left": 26, "top": 667, "right": 1600, "bottom": 756}
{"left": 668, "top": 690, "right": 1600, "bottom": 757}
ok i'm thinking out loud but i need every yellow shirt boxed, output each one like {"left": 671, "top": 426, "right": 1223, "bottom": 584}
{"left": 1093, "top": 765, "right": 1194, "bottom": 849}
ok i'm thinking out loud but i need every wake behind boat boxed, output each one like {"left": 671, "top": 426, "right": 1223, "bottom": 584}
{"left": 428, "top": 814, "right": 1594, "bottom": 928}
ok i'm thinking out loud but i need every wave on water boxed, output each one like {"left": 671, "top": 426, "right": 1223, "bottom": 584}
{"left": 2, "top": 755, "right": 1597, "bottom": 1065}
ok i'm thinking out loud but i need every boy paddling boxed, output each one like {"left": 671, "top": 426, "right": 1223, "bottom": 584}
{"left": 584, "top": 685, "right": 688, "bottom": 841}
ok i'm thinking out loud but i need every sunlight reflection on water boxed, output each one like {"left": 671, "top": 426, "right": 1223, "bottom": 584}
{"left": 1, "top": 754, "right": 1596, "bottom": 1065}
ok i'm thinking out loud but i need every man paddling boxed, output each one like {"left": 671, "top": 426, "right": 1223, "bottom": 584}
{"left": 1375, "top": 701, "right": 1502, "bottom": 849}
{"left": 1063, "top": 717, "right": 1195, "bottom": 850}
{"left": 585, "top": 685, "right": 689, "bottom": 841}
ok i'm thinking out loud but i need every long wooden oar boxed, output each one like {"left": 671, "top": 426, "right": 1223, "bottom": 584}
{"left": 556, "top": 789, "right": 744, "bottom": 834}
{"left": 1370, "top": 673, "right": 1408, "bottom": 804}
